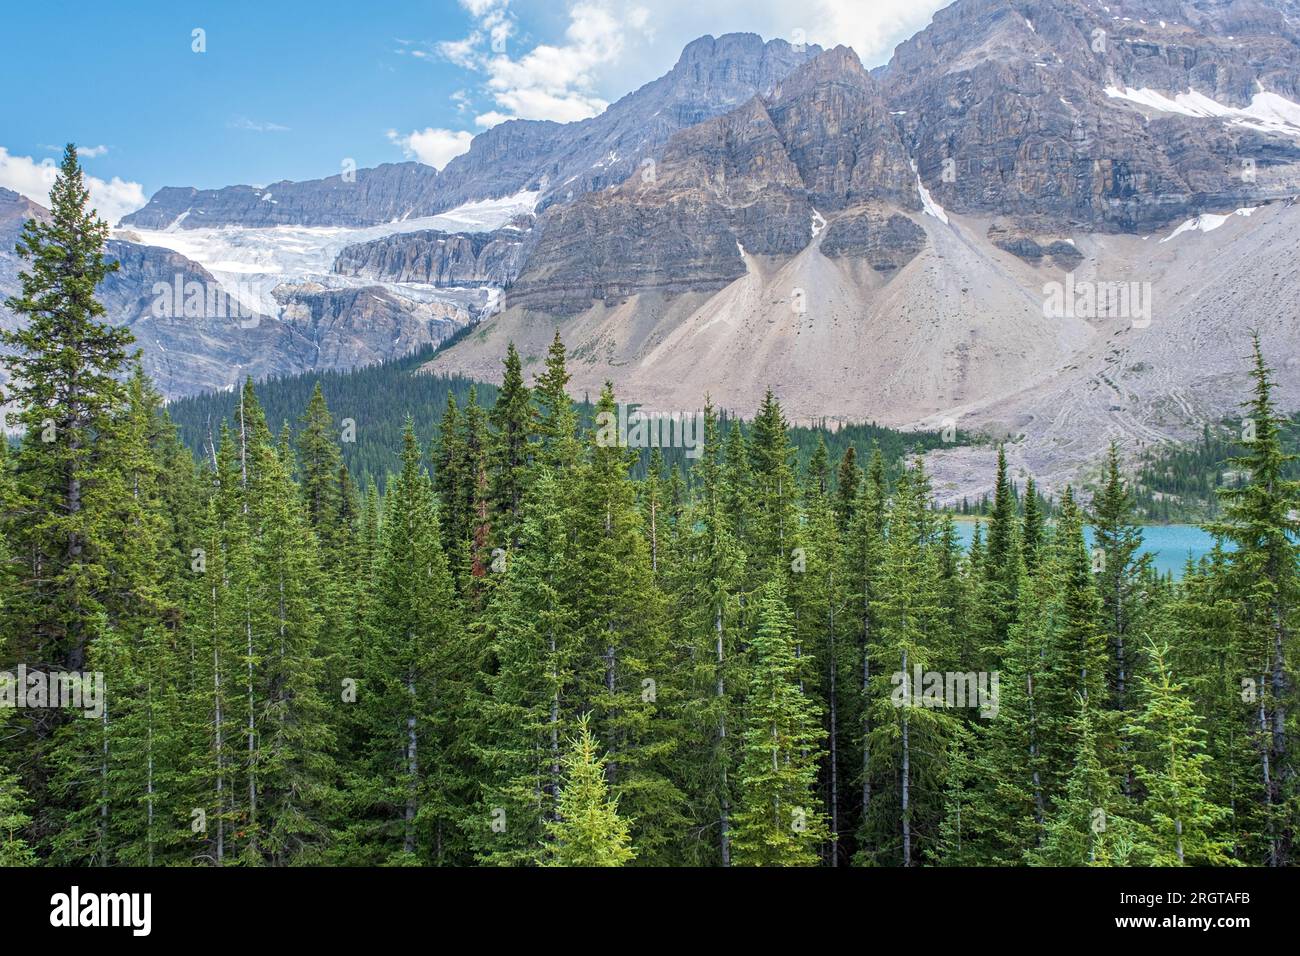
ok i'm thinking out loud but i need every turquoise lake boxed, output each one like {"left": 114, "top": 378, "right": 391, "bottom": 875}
{"left": 949, "top": 522, "right": 1222, "bottom": 579}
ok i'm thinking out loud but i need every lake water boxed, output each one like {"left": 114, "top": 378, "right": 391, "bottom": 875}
{"left": 949, "top": 522, "right": 1222, "bottom": 579}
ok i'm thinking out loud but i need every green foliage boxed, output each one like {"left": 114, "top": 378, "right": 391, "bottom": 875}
{"left": 541, "top": 715, "right": 635, "bottom": 867}
{"left": 0, "top": 157, "right": 1291, "bottom": 868}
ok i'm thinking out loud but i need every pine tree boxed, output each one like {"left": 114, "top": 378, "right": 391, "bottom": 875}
{"left": 475, "top": 470, "right": 577, "bottom": 865}
{"left": 748, "top": 390, "right": 798, "bottom": 584}
{"left": 532, "top": 330, "right": 580, "bottom": 474}
{"left": 0, "top": 143, "right": 134, "bottom": 677}
{"left": 1127, "top": 641, "right": 1233, "bottom": 865}
{"left": 834, "top": 445, "right": 862, "bottom": 534}
{"left": 668, "top": 400, "right": 746, "bottom": 865}
{"left": 568, "top": 383, "right": 683, "bottom": 863}
{"left": 296, "top": 383, "right": 344, "bottom": 553}
{"left": 978, "top": 446, "right": 1020, "bottom": 653}
{"left": 732, "top": 578, "right": 828, "bottom": 866}
{"left": 1031, "top": 695, "right": 1141, "bottom": 866}
{"left": 488, "top": 343, "right": 533, "bottom": 548}
{"left": 1021, "top": 476, "right": 1043, "bottom": 573}
{"left": 541, "top": 715, "right": 635, "bottom": 867}
{"left": 1206, "top": 334, "right": 1300, "bottom": 866}
{"left": 351, "top": 422, "right": 460, "bottom": 864}
{"left": 862, "top": 461, "right": 958, "bottom": 866}
{"left": 845, "top": 444, "right": 887, "bottom": 859}
{"left": 802, "top": 456, "right": 850, "bottom": 865}
{"left": 1091, "top": 442, "right": 1152, "bottom": 712}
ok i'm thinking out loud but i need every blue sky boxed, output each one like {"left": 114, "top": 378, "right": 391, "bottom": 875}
{"left": 0, "top": 0, "right": 945, "bottom": 222}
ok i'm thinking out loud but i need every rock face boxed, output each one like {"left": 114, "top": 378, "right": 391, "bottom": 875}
{"left": 493, "top": 0, "right": 1300, "bottom": 315}
{"left": 0, "top": 189, "right": 469, "bottom": 397}
{"left": 508, "top": 47, "right": 921, "bottom": 314}
{"left": 425, "top": 1, "right": 1300, "bottom": 499}
{"left": 270, "top": 284, "right": 464, "bottom": 370}
{"left": 878, "top": 0, "right": 1300, "bottom": 232}
{"left": 820, "top": 205, "right": 927, "bottom": 271}
{"left": 122, "top": 34, "right": 821, "bottom": 231}
{"left": 120, "top": 163, "right": 444, "bottom": 230}
{"left": 331, "top": 217, "right": 531, "bottom": 286}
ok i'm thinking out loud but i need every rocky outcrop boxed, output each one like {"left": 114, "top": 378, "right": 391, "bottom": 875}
{"left": 270, "top": 284, "right": 465, "bottom": 370}
{"left": 331, "top": 218, "right": 531, "bottom": 286}
{"left": 820, "top": 205, "right": 927, "bottom": 271}
{"left": 986, "top": 220, "right": 1085, "bottom": 269}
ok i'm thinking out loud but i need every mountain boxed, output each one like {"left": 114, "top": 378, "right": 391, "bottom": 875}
{"left": 117, "top": 162, "right": 444, "bottom": 230}
{"left": 121, "top": 34, "right": 820, "bottom": 231}
{"left": 424, "top": 0, "right": 1300, "bottom": 499}
{"left": 331, "top": 215, "right": 532, "bottom": 287}
{"left": 10, "top": 7, "right": 1300, "bottom": 496}
{"left": 0, "top": 188, "right": 471, "bottom": 398}
{"left": 879, "top": 0, "right": 1300, "bottom": 234}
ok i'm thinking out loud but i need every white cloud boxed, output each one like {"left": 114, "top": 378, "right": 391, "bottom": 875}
{"left": 474, "top": 110, "right": 516, "bottom": 128}
{"left": 385, "top": 128, "right": 475, "bottom": 170}
{"left": 438, "top": 0, "right": 635, "bottom": 124}
{"left": 79, "top": 144, "right": 110, "bottom": 158}
{"left": 0, "top": 146, "right": 146, "bottom": 227}
{"left": 229, "top": 117, "right": 291, "bottom": 132}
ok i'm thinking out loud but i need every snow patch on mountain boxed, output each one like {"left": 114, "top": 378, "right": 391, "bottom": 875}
{"left": 1104, "top": 87, "right": 1300, "bottom": 137}
{"left": 119, "top": 189, "right": 538, "bottom": 317}
{"left": 1160, "top": 207, "right": 1258, "bottom": 242}
{"left": 916, "top": 176, "right": 950, "bottom": 225}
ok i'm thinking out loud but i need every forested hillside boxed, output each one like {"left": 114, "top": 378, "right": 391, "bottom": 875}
{"left": 1, "top": 149, "right": 1297, "bottom": 868}
{"left": 166, "top": 340, "right": 959, "bottom": 493}
{"left": 1130, "top": 418, "right": 1300, "bottom": 523}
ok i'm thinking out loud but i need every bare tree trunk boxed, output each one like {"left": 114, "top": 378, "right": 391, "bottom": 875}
{"left": 549, "top": 625, "right": 560, "bottom": 823}
{"left": 1028, "top": 672, "right": 1044, "bottom": 827}
{"left": 1259, "top": 673, "right": 1277, "bottom": 866}
{"left": 901, "top": 648, "right": 911, "bottom": 868}
{"left": 861, "top": 602, "right": 872, "bottom": 832}
{"left": 100, "top": 696, "right": 109, "bottom": 866}
{"left": 716, "top": 604, "right": 730, "bottom": 866}
{"left": 828, "top": 585, "right": 839, "bottom": 867}
{"left": 405, "top": 669, "right": 418, "bottom": 855}
{"left": 649, "top": 495, "right": 657, "bottom": 574}
{"left": 214, "top": 636, "right": 224, "bottom": 865}
{"left": 146, "top": 685, "right": 155, "bottom": 867}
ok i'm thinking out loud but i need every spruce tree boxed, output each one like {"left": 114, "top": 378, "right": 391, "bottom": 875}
{"left": 541, "top": 715, "right": 635, "bottom": 867}
{"left": 834, "top": 445, "right": 862, "bottom": 534}
{"left": 1206, "top": 334, "right": 1300, "bottom": 866}
{"left": 668, "top": 400, "right": 746, "bottom": 865}
{"left": 1091, "top": 442, "right": 1152, "bottom": 712}
{"left": 0, "top": 143, "right": 134, "bottom": 677}
{"left": 1127, "top": 641, "right": 1233, "bottom": 865}
{"left": 352, "top": 422, "right": 461, "bottom": 864}
{"left": 732, "top": 578, "right": 829, "bottom": 866}
{"left": 475, "top": 470, "right": 577, "bottom": 865}
{"left": 568, "top": 384, "right": 683, "bottom": 863}
{"left": 1031, "top": 695, "right": 1140, "bottom": 866}
{"left": 488, "top": 343, "right": 534, "bottom": 548}
{"left": 532, "top": 330, "right": 580, "bottom": 474}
